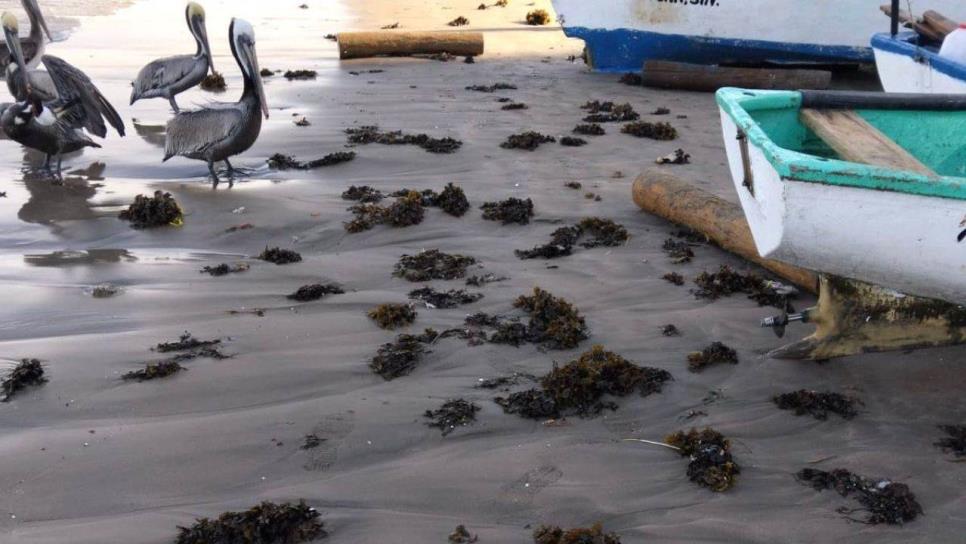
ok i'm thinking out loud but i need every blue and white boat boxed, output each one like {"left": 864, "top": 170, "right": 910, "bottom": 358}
{"left": 550, "top": 0, "right": 966, "bottom": 72}
{"left": 872, "top": 32, "right": 966, "bottom": 93}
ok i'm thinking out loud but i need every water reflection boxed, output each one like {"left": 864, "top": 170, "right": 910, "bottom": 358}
{"left": 132, "top": 118, "right": 166, "bottom": 149}
{"left": 24, "top": 248, "right": 137, "bottom": 267}
{"left": 16, "top": 149, "right": 108, "bottom": 224}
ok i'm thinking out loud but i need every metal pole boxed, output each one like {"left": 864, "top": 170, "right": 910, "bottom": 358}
{"left": 891, "top": 0, "right": 900, "bottom": 36}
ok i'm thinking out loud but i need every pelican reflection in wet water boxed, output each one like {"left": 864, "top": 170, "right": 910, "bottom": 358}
{"left": 130, "top": 2, "right": 215, "bottom": 113}
{"left": 164, "top": 18, "right": 268, "bottom": 189}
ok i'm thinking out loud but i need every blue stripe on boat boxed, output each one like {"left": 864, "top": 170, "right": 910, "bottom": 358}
{"left": 871, "top": 32, "right": 966, "bottom": 83}
{"left": 563, "top": 27, "right": 874, "bottom": 72}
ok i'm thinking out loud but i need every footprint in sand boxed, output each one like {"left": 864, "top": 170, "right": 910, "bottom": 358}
{"left": 302, "top": 413, "right": 354, "bottom": 472}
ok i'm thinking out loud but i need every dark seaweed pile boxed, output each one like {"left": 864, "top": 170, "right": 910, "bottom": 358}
{"left": 502, "top": 102, "right": 528, "bottom": 111}
{"left": 448, "top": 16, "right": 470, "bottom": 26}
{"left": 387, "top": 183, "right": 469, "bottom": 217}
{"left": 481, "top": 198, "right": 535, "bottom": 225}
{"left": 450, "top": 525, "right": 478, "bottom": 543}
{"left": 687, "top": 342, "right": 738, "bottom": 372}
{"left": 661, "top": 324, "right": 681, "bottom": 337}
{"left": 500, "top": 131, "right": 556, "bottom": 151}
{"left": 268, "top": 152, "right": 356, "bottom": 170}
{"left": 573, "top": 123, "right": 605, "bottom": 136}
{"left": 393, "top": 250, "right": 477, "bottom": 282}
{"left": 342, "top": 185, "right": 385, "bottom": 203}
{"left": 466, "top": 83, "right": 517, "bottom": 92}
{"left": 935, "top": 425, "right": 966, "bottom": 456}
{"left": 345, "top": 191, "right": 425, "bottom": 233}
{"left": 666, "top": 428, "right": 740, "bottom": 492}
{"left": 796, "top": 468, "right": 923, "bottom": 525}
{"left": 368, "top": 303, "right": 417, "bottom": 330}
{"left": 497, "top": 345, "right": 671, "bottom": 419}
{"left": 301, "top": 434, "right": 323, "bottom": 450}
{"left": 175, "top": 501, "right": 326, "bottom": 544}
{"left": 619, "top": 72, "right": 643, "bottom": 86}
{"left": 424, "top": 399, "right": 480, "bottom": 435}
{"left": 581, "top": 101, "right": 639, "bottom": 123}
{"left": 121, "top": 361, "right": 185, "bottom": 382}
{"left": 156, "top": 332, "right": 221, "bottom": 353}
{"left": 662, "top": 238, "right": 695, "bottom": 264}
{"left": 258, "top": 247, "right": 303, "bottom": 265}
{"left": 201, "top": 263, "right": 249, "bottom": 277}
{"left": 345, "top": 125, "right": 462, "bottom": 154}
{"left": 525, "top": 9, "right": 551, "bottom": 25}
{"left": 284, "top": 69, "right": 318, "bottom": 80}
{"left": 409, "top": 287, "right": 483, "bottom": 308}
{"left": 1, "top": 359, "right": 47, "bottom": 402}
{"left": 663, "top": 272, "right": 685, "bottom": 286}
{"left": 516, "top": 218, "right": 628, "bottom": 260}
{"left": 199, "top": 71, "right": 226, "bottom": 91}
{"left": 533, "top": 523, "right": 621, "bottom": 544}
{"left": 560, "top": 136, "right": 587, "bottom": 147}
{"left": 621, "top": 121, "right": 678, "bottom": 140}
{"left": 287, "top": 283, "right": 345, "bottom": 302}
{"left": 466, "top": 273, "right": 508, "bottom": 287}
{"left": 118, "top": 191, "right": 183, "bottom": 229}
{"left": 370, "top": 331, "right": 438, "bottom": 380}
{"left": 773, "top": 390, "right": 859, "bottom": 420}
{"left": 694, "top": 265, "right": 795, "bottom": 310}
{"left": 513, "top": 287, "right": 589, "bottom": 350}
{"left": 656, "top": 149, "right": 691, "bottom": 165}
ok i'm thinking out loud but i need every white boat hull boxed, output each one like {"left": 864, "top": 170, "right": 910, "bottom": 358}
{"left": 719, "top": 110, "right": 966, "bottom": 304}
{"left": 872, "top": 33, "right": 966, "bottom": 94}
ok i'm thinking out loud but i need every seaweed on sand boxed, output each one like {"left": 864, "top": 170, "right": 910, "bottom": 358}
{"left": 560, "top": 136, "right": 587, "bottom": 147}
{"left": 525, "top": 9, "right": 551, "bottom": 25}
{"left": 118, "top": 191, "right": 183, "bottom": 229}
{"left": 665, "top": 428, "right": 740, "bottom": 492}
{"left": 515, "top": 218, "right": 628, "bottom": 260}
{"left": 500, "top": 131, "right": 556, "bottom": 151}
{"left": 514, "top": 287, "right": 589, "bottom": 349}
{"left": 268, "top": 152, "right": 356, "bottom": 170}
{"left": 465, "top": 273, "right": 508, "bottom": 287}
{"left": 693, "top": 265, "right": 796, "bottom": 310}
{"left": 175, "top": 500, "right": 326, "bottom": 544}
{"left": 656, "top": 149, "right": 691, "bottom": 165}
{"left": 573, "top": 123, "right": 605, "bottom": 136}
{"left": 773, "top": 390, "right": 859, "bottom": 420}
{"left": 409, "top": 287, "right": 483, "bottom": 308}
{"left": 287, "top": 284, "right": 344, "bottom": 302}
{"left": 935, "top": 425, "right": 966, "bottom": 457}
{"left": 622, "top": 121, "right": 678, "bottom": 140}
{"left": 662, "top": 238, "right": 694, "bottom": 264}
{"left": 502, "top": 102, "right": 528, "bottom": 111}
{"left": 687, "top": 342, "right": 738, "bottom": 372}
{"left": 515, "top": 226, "right": 581, "bottom": 260}
{"left": 393, "top": 250, "right": 477, "bottom": 282}
{"left": 466, "top": 82, "right": 517, "bottom": 92}
{"left": 301, "top": 434, "right": 324, "bottom": 450}
{"left": 564, "top": 182, "right": 582, "bottom": 190}
{"left": 619, "top": 72, "right": 643, "bottom": 86}
{"left": 661, "top": 324, "right": 681, "bottom": 337}
{"left": 345, "top": 191, "right": 425, "bottom": 233}
{"left": 434, "top": 183, "right": 471, "bottom": 217}
{"left": 258, "top": 247, "right": 303, "bottom": 265}
{"left": 156, "top": 332, "right": 221, "bottom": 353}
{"left": 663, "top": 272, "right": 685, "bottom": 286}
{"left": 368, "top": 303, "right": 417, "bottom": 330}
{"left": 342, "top": 185, "right": 385, "bottom": 203}
{"left": 578, "top": 217, "right": 629, "bottom": 248}
{"left": 284, "top": 69, "right": 318, "bottom": 80}
{"left": 533, "top": 523, "right": 621, "bottom": 544}
{"left": 497, "top": 345, "right": 671, "bottom": 419}
{"left": 581, "top": 101, "right": 639, "bottom": 123}
{"left": 199, "top": 71, "right": 226, "bottom": 91}
{"left": 796, "top": 468, "right": 923, "bottom": 525}
{"left": 448, "top": 16, "right": 470, "bottom": 26}
{"left": 450, "top": 524, "right": 478, "bottom": 543}
{"left": 481, "top": 197, "right": 535, "bottom": 225}
{"left": 1, "top": 359, "right": 47, "bottom": 402}
{"left": 345, "top": 125, "right": 462, "bottom": 154}
{"left": 122, "top": 361, "right": 185, "bottom": 382}
{"left": 370, "top": 331, "right": 438, "bottom": 380}
{"left": 201, "top": 263, "right": 250, "bottom": 277}
{"left": 424, "top": 399, "right": 480, "bottom": 435}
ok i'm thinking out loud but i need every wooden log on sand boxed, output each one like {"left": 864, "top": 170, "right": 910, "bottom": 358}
{"left": 641, "top": 61, "right": 831, "bottom": 92}
{"left": 338, "top": 31, "right": 484, "bottom": 60}
{"left": 632, "top": 169, "right": 819, "bottom": 293}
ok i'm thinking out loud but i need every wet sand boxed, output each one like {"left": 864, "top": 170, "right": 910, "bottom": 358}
{"left": 0, "top": 0, "right": 964, "bottom": 542}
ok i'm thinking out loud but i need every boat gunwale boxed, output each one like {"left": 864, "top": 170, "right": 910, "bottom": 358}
{"left": 871, "top": 31, "right": 966, "bottom": 83}
{"left": 715, "top": 87, "right": 966, "bottom": 201}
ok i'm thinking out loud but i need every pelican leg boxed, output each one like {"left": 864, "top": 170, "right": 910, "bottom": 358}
{"left": 43, "top": 154, "right": 51, "bottom": 171}
{"left": 208, "top": 160, "right": 220, "bottom": 189}
{"left": 168, "top": 96, "right": 181, "bottom": 114}
{"left": 224, "top": 159, "right": 235, "bottom": 188}
{"left": 56, "top": 155, "right": 63, "bottom": 180}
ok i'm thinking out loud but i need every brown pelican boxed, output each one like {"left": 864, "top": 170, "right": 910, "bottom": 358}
{"left": 0, "top": 0, "right": 51, "bottom": 75}
{"left": 0, "top": 12, "right": 124, "bottom": 178}
{"left": 164, "top": 18, "right": 268, "bottom": 188}
{"left": 130, "top": 2, "right": 215, "bottom": 113}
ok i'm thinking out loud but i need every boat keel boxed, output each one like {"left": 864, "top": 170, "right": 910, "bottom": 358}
{"left": 768, "top": 276, "right": 966, "bottom": 360}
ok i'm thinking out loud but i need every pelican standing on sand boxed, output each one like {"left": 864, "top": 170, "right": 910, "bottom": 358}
{"left": 164, "top": 18, "right": 268, "bottom": 188}
{"left": 130, "top": 2, "right": 215, "bottom": 113}
{"left": 0, "top": 0, "right": 51, "bottom": 74}
{"left": 0, "top": 12, "right": 124, "bottom": 178}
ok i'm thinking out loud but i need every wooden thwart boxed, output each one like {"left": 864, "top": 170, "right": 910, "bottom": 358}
{"left": 799, "top": 108, "right": 937, "bottom": 176}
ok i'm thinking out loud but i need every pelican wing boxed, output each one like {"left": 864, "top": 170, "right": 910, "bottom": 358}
{"left": 41, "top": 55, "right": 125, "bottom": 138}
{"left": 164, "top": 105, "right": 243, "bottom": 160}
{"left": 131, "top": 55, "right": 198, "bottom": 100}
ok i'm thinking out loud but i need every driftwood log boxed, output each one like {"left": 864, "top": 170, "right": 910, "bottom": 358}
{"left": 640, "top": 61, "right": 831, "bottom": 92}
{"left": 632, "top": 168, "right": 819, "bottom": 293}
{"left": 338, "top": 31, "right": 484, "bottom": 60}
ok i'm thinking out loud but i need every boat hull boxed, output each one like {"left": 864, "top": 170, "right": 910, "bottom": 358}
{"left": 872, "top": 32, "right": 966, "bottom": 94}
{"left": 552, "top": 0, "right": 966, "bottom": 72}
{"left": 716, "top": 89, "right": 966, "bottom": 303}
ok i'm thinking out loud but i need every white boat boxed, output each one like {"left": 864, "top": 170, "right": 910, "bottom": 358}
{"left": 550, "top": 0, "right": 966, "bottom": 72}
{"left": 872, "top": 31, "right": 966, "bottom": 93}
{"left": 716, "top": 88, "right": 966, "bottom": 304}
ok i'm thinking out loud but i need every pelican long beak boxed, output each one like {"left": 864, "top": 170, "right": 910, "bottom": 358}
{"left": 24, "top": 0, "right": 51, "bottom": 41}
{"left": 3, "top": 18, "right": 29, "bottom": 93}
{"left": 192, "top": 14, "right": 215, "bottom": 74}
{"left": 242, "top": 40, "right": 268, "bottom": 119}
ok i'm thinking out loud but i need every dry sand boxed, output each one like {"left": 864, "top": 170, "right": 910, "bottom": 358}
{"left": 0, "top": 0, "right": 963, "bottom": 542}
